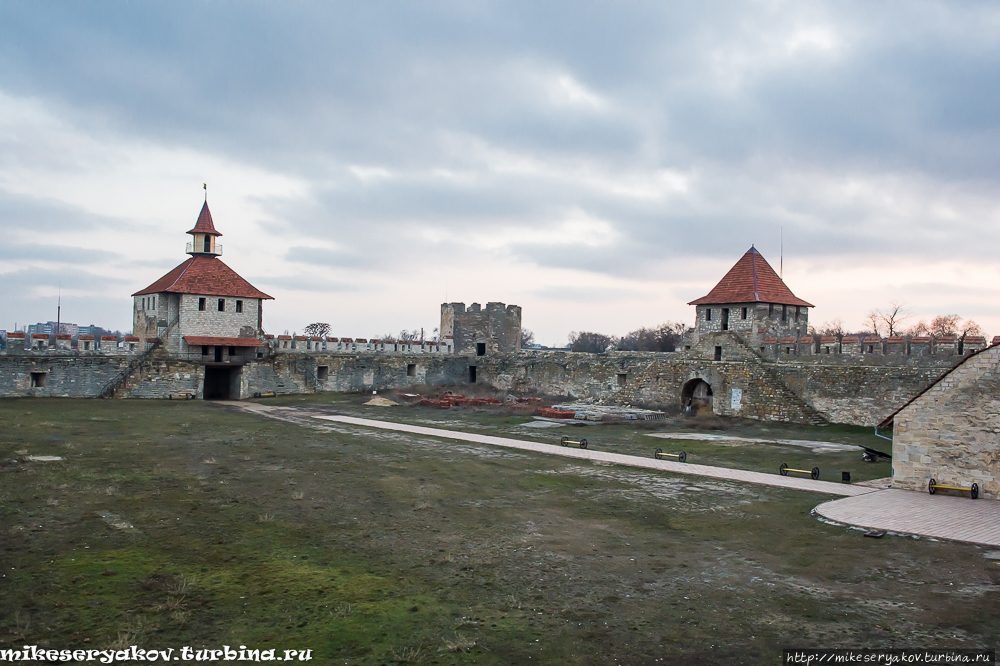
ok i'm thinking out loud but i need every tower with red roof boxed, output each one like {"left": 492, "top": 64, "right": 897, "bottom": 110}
{"left": 132, "top": 202, "right": 273, "bottom": 380}
{"left": 688, "top": 246, "right": 813, "bottom": 346}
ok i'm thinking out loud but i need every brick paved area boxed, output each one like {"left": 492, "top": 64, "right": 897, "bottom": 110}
{"left": 814, "top": 489, "right": 1000, "bottom": 546}
{"left": 312, "top": 415, "right": 876, "bottom": 497}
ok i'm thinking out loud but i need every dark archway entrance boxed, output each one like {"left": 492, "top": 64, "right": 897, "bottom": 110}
{"left": 204, "top": 366, "right": 241, "bottom": 400}
{"left": 681, "top": 378, "right": 713, "bottom": 415}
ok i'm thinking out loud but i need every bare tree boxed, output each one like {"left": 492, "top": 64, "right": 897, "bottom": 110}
{"left": 930, "top": 314, "right": 961, "bottom": 337}
{"left": 568, "top": 331, "right": 615, "bottom": 353}
{"left": 520, "top": 329, "right": 536, "bottom": 348}
{"left": 864, "top": 310, "right": 883, "bottom": 337}
{"left": 303, "top": 322, "right": 331, "bottom": 337}
{"left": 811, "top": 318, "right": 844, "bottom": 337}
{"left": 905, "top": 320, "right": 930, "bottom": 337}
{"left": 617, "top": 322, "right": 687, "bottom": 352}
{"left": 879, "top": 301, "right": 911, "bottom": 336}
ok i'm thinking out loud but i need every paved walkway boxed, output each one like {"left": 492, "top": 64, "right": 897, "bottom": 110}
{"left": 814, "top": 489, "right": 1000, "bottom": 547}
{"left": 312, "top": 415, "right": 876, "bottom": 497}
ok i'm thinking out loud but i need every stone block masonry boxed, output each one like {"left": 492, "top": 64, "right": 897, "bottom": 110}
{"left": 441, "top": 302, "right": 521, "bottom": 355}
{"left": 891, "top": 345, "right": 1000, "bottom": 498}
{"left": 0, "top": 328, "right": 971, "bottom": 429}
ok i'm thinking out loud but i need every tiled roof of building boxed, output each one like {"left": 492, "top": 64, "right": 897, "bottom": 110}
{"left": 688, "top": 246, "right": 814, "bottom": 308}
{"left": 133, "top": 256, "right": 272, "bottom": 299}
{"left": 187, "top": 201, "right": 222, "bottom": 236}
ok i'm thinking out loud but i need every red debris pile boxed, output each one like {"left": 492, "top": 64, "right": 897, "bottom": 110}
{"left": 534, "top": 407, "right": 576, "bottom": 419}
{"left": 418, "top": 393, "right": 503, "bottom": 409}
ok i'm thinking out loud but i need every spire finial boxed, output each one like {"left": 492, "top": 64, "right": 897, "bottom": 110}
{"left": 203, "top": 183, "right": 207, "bottom": 202}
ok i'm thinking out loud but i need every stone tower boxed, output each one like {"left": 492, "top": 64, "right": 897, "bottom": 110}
{"left": 687, "top": 246, "right": 813, "bottom": 347}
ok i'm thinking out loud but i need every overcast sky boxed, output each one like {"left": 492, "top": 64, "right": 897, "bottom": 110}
{"left": 2, "top": 1, "right": 999, "bottom": 344}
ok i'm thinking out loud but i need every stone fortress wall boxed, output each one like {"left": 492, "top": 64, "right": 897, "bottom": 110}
{"left": 2, "top": 320, "right": 983, "bottom": 428}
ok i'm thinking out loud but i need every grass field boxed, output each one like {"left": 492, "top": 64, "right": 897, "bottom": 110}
{"left": 1, "top": 395, "right": 998, "bottom": 665}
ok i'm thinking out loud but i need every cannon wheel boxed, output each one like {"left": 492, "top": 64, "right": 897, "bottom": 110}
{"left": 811, "top": 467, "right": 820, "bottom": 480}
{"left": 654, "top": 448, "right": 663, "bottom": 458}
{"left": 579, "top": 439, "right": 588, "bottom": 449}
{"left": 779, "top": 463, "right": 788, "bottom": 476}
{"left": 971, "top": 483, "right": 979, "bottom": 500}
{"left": 561, "top": 436, "right": 569, "bottom": 447}
{"left": 678, "top": 451, "right": 687, "bottom": 463}
{"left": 928, "top": 478, "right": 936, "bottom": 495}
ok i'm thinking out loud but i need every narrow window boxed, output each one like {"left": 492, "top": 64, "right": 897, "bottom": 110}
{"left": 142, "top": 298, "right": 146, "bottom": 309}
{"left": 721, "top": 308, "right": 729, "bottom": 331}
{"left": 468, "top": 366, "right": 477, "bottom": 383}
{"left": 786, "top": 347, "right": 791, "bottom": 354}
{"left": 203, "top": 236, "right": 211, "bottom": 252}
{"left": 214, "top": 346, "right": 223, "bottom": 362}
{"left": 229, "top": 346, "right": 236, "bottom": 356}
{"left": 794, "top": 307, "right": 800, "bottom": 323}
{"left": 317, "top": 365, "right": 329, "bottom": 381}
{"left": 202, "top": 345, "right": 209, "bottom": 355}
{"left": 705, "top": 308, "right": 712, "bottom": 321}
{"left": 407, "top": 363, "right": 416, "bottom": 377}
{"left": 741, "top": 307, "right": 747, "bottom": 320}
{"left": 152, "top": 297, "right": 156, "bottom": 309}
{"left": 218, "top": 299, "right": 225, "bottom": 312}
{"left": 476, "top": 342, "right": 486, "bottom": 356}
{"left": 198, "top": 297, "right": 206, "bottom": 311}
{"left": 236, "top": 300, "right": 243, "bottom": 313}
{"left": 768, "top": 304, "right": 774, "bottom": 318}
{"left": 30, "top": 372, "right": 45, "bottom": 387}
{"left": 714, "top": 346, "right": 722, "bottom": 361}
{"left": 617, "top": 373, "right": 627, "bottom": 387}
{"left": 781, "top": 305, "right": 787, "bottom": 322}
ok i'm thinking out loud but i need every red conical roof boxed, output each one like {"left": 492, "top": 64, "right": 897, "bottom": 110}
{"left": 132, "top": 256, "right": 271, "bottom": 299}
{"left": 688, "top": 246, "right": 813, "bottom": 307}
{"left": 187, "top": 201, "right": 222, "bottom": 236}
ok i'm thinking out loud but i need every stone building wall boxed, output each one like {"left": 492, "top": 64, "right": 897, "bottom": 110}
{"left": 890, "top": 346, "right": 1000, "bottom": 499}
{"left": 692, "top": 303, "right": 808, "bottom": 347}
{"left": 175, "top": 293, "right": 261, "bottom": 351}
{"left": 440, "top": 302, "right": 521, "bottom": 355}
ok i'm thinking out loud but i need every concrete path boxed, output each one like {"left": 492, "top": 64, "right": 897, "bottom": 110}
{"left": 814, "top": 489, "right": 1000, "bottom": 547}
{"left": 311, "top": 414, "right": 876, "bottom": 497}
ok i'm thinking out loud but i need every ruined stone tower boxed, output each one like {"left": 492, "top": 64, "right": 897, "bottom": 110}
{"left": 440, "top": 302, "right": 522, "bottom": 356}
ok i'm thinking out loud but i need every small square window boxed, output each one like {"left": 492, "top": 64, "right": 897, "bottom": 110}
{"left": 236, "top": 300, "right": 243, "bottom": 313}
{"left": 407, "top": 363, "right": 416, "bottom": 377}
{"left": 30, "top": 372, "right": 45, "bottom": 388}
{"left": 476, "top": 342, "right": 486, "bottom": 356}
{"left": 229, "top": 346, "right": 236, "bottom": 356}
{"left": 617, "top": 373, "right": 627, "bottom": 387}
{"left": 317, "top": 365, "right": 329, "bottom": 381}
{"left": 218, "top": 299, "right": 225, "bottom": 312}
{"left": 198, "top": 298, "right": 206, "bottom": 311}
{"left": 705, "top": 309, "right": 712, "bottom": 321}
{"left": 202, "top": 345, "right": 209, "bottom": 355}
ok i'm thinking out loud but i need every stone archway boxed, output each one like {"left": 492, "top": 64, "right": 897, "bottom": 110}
{"left": 681, "top": 378, "right": 713, "bottom": 415}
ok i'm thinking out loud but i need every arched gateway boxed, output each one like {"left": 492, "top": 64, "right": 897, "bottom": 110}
{"left": 681, "top": 378, "right": 713, "bottom": 414}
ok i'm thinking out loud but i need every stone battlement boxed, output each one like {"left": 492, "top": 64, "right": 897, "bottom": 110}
{"left": 265, "top": 335, "right": 454, "bottom": 354}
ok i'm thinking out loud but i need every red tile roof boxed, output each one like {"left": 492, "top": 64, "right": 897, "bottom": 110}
{"left": 133, "top": 256, "right": 272, "bottom": 299}
{"left": 688, "top": 246, "right": 813, "bottom": 307}
{"left": 183, "top": 336, "right": 264, "bottom": 347}
{"left": 187, "top": 201, "right": 222, "bottom": 236}
{"left": 763, "top": 337, "right": 778, "bottom": 343}
{"left": 820, "top": 336, "right": 837, "bottom": 343}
